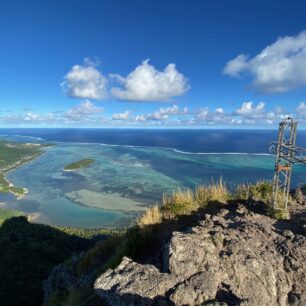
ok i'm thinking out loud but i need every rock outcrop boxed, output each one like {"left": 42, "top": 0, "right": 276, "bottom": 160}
{"left": 94, "top": 205, "right": 306, "bottom": 305}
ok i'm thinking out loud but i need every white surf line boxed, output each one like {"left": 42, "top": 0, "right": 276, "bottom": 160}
{"left": 0, "top": 134, "right": 273, "bottom": 156}
{"left": 100, "top": 143, "right": 273, "bottom": 156}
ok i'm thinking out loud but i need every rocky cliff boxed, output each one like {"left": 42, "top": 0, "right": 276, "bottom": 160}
{"left": 94, "top": 204, "right": 306, "bottom": 306}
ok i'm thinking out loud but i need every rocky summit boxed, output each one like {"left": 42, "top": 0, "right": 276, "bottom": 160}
{"left": 94, "top": 205, "right": 306, "bottom": 306}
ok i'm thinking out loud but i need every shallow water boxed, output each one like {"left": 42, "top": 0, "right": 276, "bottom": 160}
{"left": 0, "top": 131, "right": 305, "bottom": 228}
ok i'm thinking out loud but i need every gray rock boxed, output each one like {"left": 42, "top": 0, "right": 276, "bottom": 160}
{"left": 94, "top": 257, "right": 177, "bottom": 305}
{"left": 94, "top": 207, "right": 306, "bottom": 306}
{"left": 170, "top": 271, "right": 220, "bottom": 305}
{"left": 282, "top": 229, "right": 295, "bottom": 239}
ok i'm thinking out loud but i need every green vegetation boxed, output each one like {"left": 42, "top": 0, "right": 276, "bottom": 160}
{"left": 64, "top": 159, "right": 95, "bottom": 171}
{"left": 0, "top": 141, "right": 47, "bottom": 196}
{"left": 0, "top": 173, "right": 26, "bottom": 196}
{"left": 0, "top": 207, "right": 123, "bottom": 306}
{"left": 0, "top": 207, "right": 24, "bottom": 225}
{"left": 269, "top": 208, "right": 290, "bottom": 220}
{"left": 54, "top": 225, "right": 123, "bottom": 240}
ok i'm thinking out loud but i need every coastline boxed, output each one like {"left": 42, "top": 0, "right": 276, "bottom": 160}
{"left": 0, "top": 144, "right": 50, "bottom": 199}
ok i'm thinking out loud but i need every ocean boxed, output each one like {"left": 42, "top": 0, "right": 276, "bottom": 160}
{"left": 0, "top": 128, "right": 305, "bottom": 228}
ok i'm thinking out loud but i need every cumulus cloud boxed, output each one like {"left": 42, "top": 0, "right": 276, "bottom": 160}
{"left": 111, "top": 59, "right": 189, "bottom": 102}
{"left": 0, "top": 112, "right": 55, "bottom": 125}
{"left": 223, "top": 54, "right": 249, "bottom": 78}
{"left": 194, "top": 107, "right": 229, "bottom": 124}
{"left": 191, "top": 101, "right": 292, "bottom": 126}
{"left": 62, "top": 58, "right": 107, "bottom": 100}
{"left": 223, "top": 31, "right": 306, "bottom": 93}
{"left": 64, "top": 100, "right": 103, "bottom": 121}
{"left": 234, "top": 101, "right": 265, "bottom": 115}
{"left": 2, "top": 101, "right": 303, "bottom": 127}
{"left": 232, "top": 102, "right": 291, "bottom": 124}
{"left": 112, "top": 110, "right": 132, "bottom": 121}
{"left": 135, "top": 105, "right": 188, "bottom": 121}
{"left": 297, "top": 102, "right": 306, "bottom": 116}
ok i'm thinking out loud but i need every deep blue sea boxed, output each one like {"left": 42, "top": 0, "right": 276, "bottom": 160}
{"left": 0, "top": 129, "right": 305, "bottom": 228}
{"left": 1, "top": 128, "right": 306, "bottom": 153}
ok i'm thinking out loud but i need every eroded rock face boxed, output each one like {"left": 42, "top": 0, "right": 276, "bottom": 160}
{"left": 95, "top": 257, "right": 177, "bottom": 305}
{"left": 94, "top": 206, "right": 306, "bottom": 306}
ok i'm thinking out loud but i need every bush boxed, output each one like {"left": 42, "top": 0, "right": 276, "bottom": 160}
{"left": 269, "top": 208, "right": 290, "bottom": 220}
{"left": 235, "top": 180, "right": 273, "bottom": 203}
{"left": 77, "top": 235, "right": 122, "bottom": 275}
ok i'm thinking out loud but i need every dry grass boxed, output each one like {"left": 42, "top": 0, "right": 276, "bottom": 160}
{"left": 137, "top": 205, "right": 162, "bottom": 228}
{"left": 137, "top": 179, "right": 297, "bottom": 226}
{"left": 162, "top": 188, "right": 194, "bottom": 206}
{"left": 195, "top": 178, "right": 229, "bottom": 205}
{"left": 138, "top": 179, "right": 230, "bottom": 223}
{"left": 161, "top": 188, "right": 198, "bottom": 219}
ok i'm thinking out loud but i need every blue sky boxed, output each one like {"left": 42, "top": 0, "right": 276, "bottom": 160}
{"left": 1, "top": 0, "right": 306, "bottom": 128}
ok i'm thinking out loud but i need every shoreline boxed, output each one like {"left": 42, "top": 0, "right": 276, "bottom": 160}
{"left": 0, "top": 144, "right": 50, "bottom": 199}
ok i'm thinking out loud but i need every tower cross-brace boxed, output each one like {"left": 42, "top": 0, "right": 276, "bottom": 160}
{"left": 270, "top": 117, "right": 306, "bottom": 210}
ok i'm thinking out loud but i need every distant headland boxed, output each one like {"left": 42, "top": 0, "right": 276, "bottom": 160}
{"left": 0, "top": 141, "right": 49, "bottom": 198}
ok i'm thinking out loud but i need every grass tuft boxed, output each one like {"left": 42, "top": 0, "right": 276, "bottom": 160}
{"left": 138, "top": 205, "right": 162, "bottom": 228}
{"left": 161, "top": 189, "right": 197, "bottom": 219}
{"left": 195, "top": 178, "right": 229, "bottom": 205}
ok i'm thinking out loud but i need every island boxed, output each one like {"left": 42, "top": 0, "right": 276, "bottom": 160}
{"left": 64, "top": 158, "right": 95, "bottom": 171}
{"left": 0, "top": 141, "right": 48, "bottom": 197}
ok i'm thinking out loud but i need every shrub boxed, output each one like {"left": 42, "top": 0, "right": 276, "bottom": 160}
{"left": 269, "top": 208, "right": 290, "bottom": 220}
{"left": 77, "top": 235, "right": 122, "bottom": 275}
{"left": 235, "top": 180, "right": 273, "bottom": 203}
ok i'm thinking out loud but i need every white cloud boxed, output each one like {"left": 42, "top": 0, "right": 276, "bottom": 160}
{"left": 192, "top": 101, "right": 292, "bottom": 126}
{"left": 2, "top": 101, "right": 303, "bottom": 127}
{"left": 64, "top": 100, "right": 103, "bottom": 121}
{"left": 223, "top": 54, "right": 249, "bottom": 77}
{"left": 195, "top": 107, "right": 228, "bottom": 124}
{"left": 111, "top": 59, "right": 189, "bottom": 102}
{"left": 223, "top": 31, "right": 306, "bottom": 93}
{"left": 233, "top": 101, "right": 291, "bottom": 124}
{"left": 0, "top": 112, "right": 55, "bottom": 125}
{"left": 135, "top": 105, "right": 188, "bottom": 121}
{"left": 62, "top": 58, "right": 107, "bottom": 100}
{"left": 297, "top": 102, "right": 306, "bottom": 116}
{"left": 112, "top": 110, "right": 132, "bottom": 121}
{"left": 235, "top": 101, "right": 265, "bottom": 115}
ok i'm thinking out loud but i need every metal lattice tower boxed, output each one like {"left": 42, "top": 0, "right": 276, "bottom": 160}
{"left": 270, "top": 117, "right": 306, "bottom": 210}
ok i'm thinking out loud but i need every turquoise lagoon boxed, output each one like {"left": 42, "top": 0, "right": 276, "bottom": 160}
{"left": 1, "top": 142, "right": 305, "bottom": 228}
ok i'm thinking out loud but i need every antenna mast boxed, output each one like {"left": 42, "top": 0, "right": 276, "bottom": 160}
{"left": 270, "top": 117, "right": 306, "bottom": 210}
